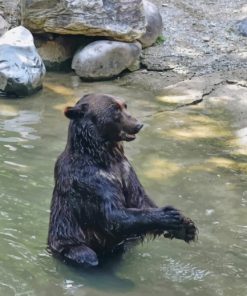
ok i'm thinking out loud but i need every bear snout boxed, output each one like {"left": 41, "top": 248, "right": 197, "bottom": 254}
{"left": 123, "top": 121, "right": 143, "bottom": 135}
{"left": 119, "top": 122, "right": 143, "bottom": 142}
{"left": 134, "top": 123, "right": 144, "bottom": 133}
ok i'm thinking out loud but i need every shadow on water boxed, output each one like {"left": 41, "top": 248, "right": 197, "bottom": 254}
{"left": 55, "top": 257, "right": 135, "bottom": 293}
{"left": 29, "top": 251, "right": 136, "bottom": 296}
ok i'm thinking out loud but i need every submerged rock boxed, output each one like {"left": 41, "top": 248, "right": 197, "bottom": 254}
{"left": 72, "top": 40, "right": 141, "bottom": 80}
{"left": 138, "top": 0, "right": 163, "bottom": 48}
{"left": 0, "top": 26, "right": 46, "bottom": 97}
{"left": 22, "top": 0, "right": 146, "bottom": 42}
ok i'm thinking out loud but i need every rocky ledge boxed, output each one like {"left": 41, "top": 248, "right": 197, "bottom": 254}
{"left": 0, "top": 0, "right": 163, "bottom": 97}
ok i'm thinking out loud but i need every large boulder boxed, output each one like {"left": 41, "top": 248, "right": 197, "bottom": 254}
{"left": 0, "top": 1, "right": 21, "bottom": 28}
{"left": 0, "top": 26, "right": 46, "bottom": 97}
{"left": 22, "top": 0, "right": 146, "bottom": 42}
{"left": 138, "top": 0, "right": 163, "bottom": 48}
{"left": 72, "top": 40, "right": 141, "bottom": 80}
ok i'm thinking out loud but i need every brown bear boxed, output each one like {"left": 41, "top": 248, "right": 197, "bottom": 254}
{"left": 47, "top": 93, "right": 197, "bottom": 267}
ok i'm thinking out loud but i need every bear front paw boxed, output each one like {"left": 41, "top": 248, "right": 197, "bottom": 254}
{"left": 162, "top": 207, "right": 198, "bottom": 243}
{"left": 164, "top": 216, "right": 198, "bottom": 243}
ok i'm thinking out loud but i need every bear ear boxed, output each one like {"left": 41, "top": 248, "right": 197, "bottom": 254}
{"left": 64, "top": 104, "right": 88, "bottom": 120}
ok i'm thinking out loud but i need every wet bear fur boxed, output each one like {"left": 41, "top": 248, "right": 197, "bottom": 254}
{"left": 48, "top": 93, "right": 197, "bottom": 267}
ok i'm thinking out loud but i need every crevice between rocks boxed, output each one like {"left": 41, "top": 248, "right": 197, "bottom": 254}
{"left": 226, "top": 79, "right": 247, "bottom": 88}
{"left": 173, "top": 80, "right": 225, "bottom": 110}
{"left": 149, "top": 80, "right": 227, "bottom": 117}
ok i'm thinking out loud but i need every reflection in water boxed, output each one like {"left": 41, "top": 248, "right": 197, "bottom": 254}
{"left": 0, "top": 73, "right": 246, "bottom": 296}
{"left": 0, "top": 110, "right": 41, "bottom": 142}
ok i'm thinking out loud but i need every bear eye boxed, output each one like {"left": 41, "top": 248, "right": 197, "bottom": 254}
{"left": 114, "top": 104, "right": 121, "bottom": 111}
{"left": 123, "top": 103, "right": 127, "bottom": 109}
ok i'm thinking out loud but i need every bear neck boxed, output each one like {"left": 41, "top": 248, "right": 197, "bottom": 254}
{"left": 66, "top": 120, "right": 124, "bottom": 165}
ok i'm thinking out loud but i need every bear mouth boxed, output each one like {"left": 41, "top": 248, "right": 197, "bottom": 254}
{"left": 119, "top": 131, "right": 136, "bottom": 142}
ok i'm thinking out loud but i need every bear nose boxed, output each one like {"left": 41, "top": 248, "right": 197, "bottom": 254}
{"left": 136, "top": 123, "right": 144, "bottom": 132}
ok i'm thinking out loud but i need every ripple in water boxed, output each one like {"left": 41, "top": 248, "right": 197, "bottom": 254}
{"left": 160, "top": 258, "right": 211, "bottom": 282}
{"left": 0, "top": 111, "right": 41, "bottom": 143}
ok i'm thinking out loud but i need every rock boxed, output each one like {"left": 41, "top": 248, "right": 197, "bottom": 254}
{"left": 202, "top": 36, "right": 211, "bottom": 42}
{"left": 22, "top": 0, "right": 146, "bottom": 42}
{"left": 0, "top": 1, "right": 21, "bottom": 28}
{"left": 141, "top": 44, "right": 178, "bottom": 71}
{"left": 35, "top": 35, "right": 87, "bottom": 72}
{"left": 72, "top": 40, "right": 141, "bottom": 80}
{"left": 0, "top": 26, "right": 46, "bottom": 97}
{"left": 236, "top": 18, "right": 247, "bottom": 37}
{"left": 127, "top": 59, "right": 141, "bottom": 72}
{"left": 0, "top": 15, "right": 9, "bottom": 36}
{"left": 138, "top": 0, "right": 163, "bottom": 48}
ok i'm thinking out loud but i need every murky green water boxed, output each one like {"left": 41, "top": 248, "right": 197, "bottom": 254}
{"left": 0, "top": 73, "right": 246, "bottom": 296}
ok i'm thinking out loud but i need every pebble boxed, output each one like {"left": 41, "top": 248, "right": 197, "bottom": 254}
{"left": 202, "top": 36, "right": 211, "bottom": 42}
{"left": 236, "top": 18, "right": 247, "bottom": 37}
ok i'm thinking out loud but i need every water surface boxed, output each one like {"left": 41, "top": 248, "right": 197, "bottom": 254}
{"left": 0, "top": 73, "right": 246, "bottom": 296}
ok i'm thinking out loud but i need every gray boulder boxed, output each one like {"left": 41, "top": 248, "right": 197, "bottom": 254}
{"left": 22, "top": 0, "right": 146, "bottom": 42}
{"left": 72, "top": 40, "right": 141, "bottom": 80}
{"left": 0, "top": 26, "right": 46, "bottom": 97}
{"left": 0, "top": 1, "right": 21, "bottom": 28}
{"left": 138, "top": 0, "right": 163, "bottom": 48}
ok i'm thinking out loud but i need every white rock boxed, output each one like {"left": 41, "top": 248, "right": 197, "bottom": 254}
{"left": 0, "top": 26, "right": 46, "bottom": 97}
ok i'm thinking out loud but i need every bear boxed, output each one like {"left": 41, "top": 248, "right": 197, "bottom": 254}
{"left": 47, "top": 93, "right": 197, "bottom": 267}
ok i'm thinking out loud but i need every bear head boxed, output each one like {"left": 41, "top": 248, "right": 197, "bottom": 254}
{"left": 64, "top": 93, "right": 143, "bottom": 143}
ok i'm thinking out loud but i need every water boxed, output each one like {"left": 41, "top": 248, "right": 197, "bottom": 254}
{"left": 0, "top": 73, "right": 246, "bottom": 296}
